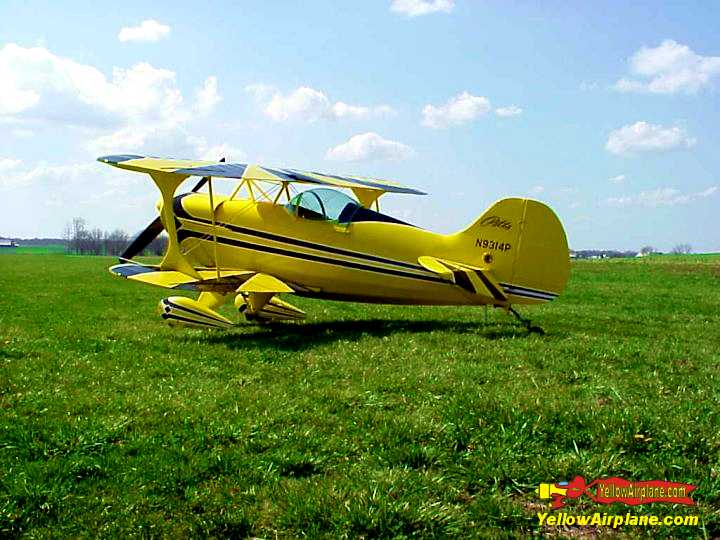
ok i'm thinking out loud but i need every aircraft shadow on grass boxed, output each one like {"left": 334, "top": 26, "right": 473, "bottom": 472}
{"left": 198, "top": 318, "right": 533, "bottom": 352}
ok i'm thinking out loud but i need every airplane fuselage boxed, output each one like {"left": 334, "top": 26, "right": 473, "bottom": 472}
{"left": 173, "top": 193, "right": 518, "bottom": 306}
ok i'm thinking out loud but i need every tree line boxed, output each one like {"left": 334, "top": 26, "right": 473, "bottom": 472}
{"left": 641, "top": 244, "right": 693, "bottom": 255}
{"left": 63, "top": 218, "right": 167, "bottom": 256}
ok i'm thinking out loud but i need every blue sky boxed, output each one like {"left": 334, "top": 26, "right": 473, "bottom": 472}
{"left": 1, "top": 0, "right": 718, "bottom": 252}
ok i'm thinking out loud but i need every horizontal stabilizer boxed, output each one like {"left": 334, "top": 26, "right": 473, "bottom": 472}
{"left": 418, "top": 256, "right": 507, "bottom": 303}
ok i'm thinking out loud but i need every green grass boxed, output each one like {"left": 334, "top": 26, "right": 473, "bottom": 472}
{"left": 0, "top": 244, "right": 66, "bottom": 255}
{"left": 0, "top": 254, "right": 718, "bottom": 538}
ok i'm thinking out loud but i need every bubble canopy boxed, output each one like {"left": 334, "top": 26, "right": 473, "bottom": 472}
{"left": 286, "top": 188, "right": 413, "bottom": 227}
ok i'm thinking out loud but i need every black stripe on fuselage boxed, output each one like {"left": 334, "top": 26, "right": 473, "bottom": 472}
{"left": 177, "top": 229, "right": 447, "bottom": 285}
{"left": 499, "top": 282, "right": 557, "bottom": 298}
{"left": 500, "top": 284, "right": 557, "bottom": 300}
{"left": 474, "top": 270, "right": 506, "bottom": 301}
{"left": 173, "top": 194, "right": 427, "bottom": 272}
{"left": 172, "top": 195, "right": 559, "bottom": 301}
{"left": 452, "top": 270, "right": 475, "bottom": 294}
{"left": 502, "top": 288, "right": 554, "bottom": 301}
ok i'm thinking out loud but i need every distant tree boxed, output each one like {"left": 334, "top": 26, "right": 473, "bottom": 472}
{"left": 671, "top": 243, "right": 692, "bottom": 254}
{"left": 62, "top": 219, "right": 159, "bottom": 256}
{"left": 147, "top": 234, "right": 168, "bottom": 256}
{"left": 105, "top": 229, "right": 129, "bottom": 256}
{"left": 89, "top": 228, "right": 104, "bottom": 255}
{"left": 63, "top": 222, "right": 73, "bottom": 253}
{"left": 68, "top": 217, "right": 88, "bottom": 254}
{"left": 640, "top": 245, "right": 655, "bottom": 255}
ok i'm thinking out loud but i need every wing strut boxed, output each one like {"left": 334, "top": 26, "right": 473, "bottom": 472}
{"left": 207, "top": 176, "right": 221, "bottom": 280}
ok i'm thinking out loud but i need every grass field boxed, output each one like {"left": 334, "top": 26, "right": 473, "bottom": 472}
{"left": 1, "top": 253, "right": 718, "bottom": 538}
{"left": 0, "top": 244, "right": 66, "bottom": 255}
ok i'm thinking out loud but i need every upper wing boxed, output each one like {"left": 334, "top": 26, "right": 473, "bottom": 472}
{"left": 97, "top": 155, "right": 425, "bottom": 196}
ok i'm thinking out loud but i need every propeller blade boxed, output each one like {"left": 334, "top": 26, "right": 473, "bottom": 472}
{"left": 120, "top": 216, "right": 164, "bottom": 261}
{"left": 190, "top": 176, "right": 208, "bottom": 192}
{"left": 120, "top": 164, "right": 222, "bottom": 262}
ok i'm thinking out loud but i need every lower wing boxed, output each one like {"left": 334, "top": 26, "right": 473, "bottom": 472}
{"left": 110, "top": 263, "right": 305, "bottom": 324}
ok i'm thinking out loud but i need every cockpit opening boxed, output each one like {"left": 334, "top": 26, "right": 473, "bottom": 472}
{"left": 285, "top": 188, "right": 414, "bottom": 226}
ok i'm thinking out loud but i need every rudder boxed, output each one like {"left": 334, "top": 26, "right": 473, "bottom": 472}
{"left": 452, "top": 198, "right": 570, "bottom": 303}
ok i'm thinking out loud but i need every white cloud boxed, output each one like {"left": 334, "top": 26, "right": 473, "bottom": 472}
{"left": 495, "top": 105, "right": 523, "bottom": 117}
{"left": 244, "top": 83, "right": 276, "bottom": 101}
{"left": 90, "top": 74, "right": 222, "bottom": 155}
{"left": 421, "top": 92, "right": 491, "bottom": 128}
{"left": 614, "top": 40, "right": 720, "bottom": 94}
{"left": 11, "top": 128, "right": 34, "bottom": 138}
{"left": 0, "top": 159, "right": 165, "bottom": 239}
{"left": 529, "top": 185, "right": 545, "bottom": 195}
{"left": 609, "top": 174, "right": 626, "bottom": 184}
{"left": 118, "top": 20, "right": 171, "bottom": 43}
{"left": 265, "top": 87, "right": 329, "bottom": 122}
{"left": 0, "top": 44, "right": 192, "bottom": 127}
{"left": 606, "top": 186, "right": 718, "bottom": 207}
{"left": 390, "top": 0, "right": 455, "bottom": 17}
{"left": 194, "top": 76, "right": 221, "bottom": 114}
{"left": 89, "top": 126, "right": 157, "bottom": 154}
{"left": 89, "top": 125, "right": 208, "bottom": 157}
{"left": 0, "top": 44, "right": 223, "bottom": 158}
{"left": 605, "top": 122, "right": 696, "bottom": 155}
{"left": 331, "top": 101, "right": 395, "bottom": 120}
{"left": 260, "top": 86, "right": 394, "bottom": 122}
{"left": 193, "top": 139, "right": 245, "bottom": 162}
{"left": 0, "top": 162, "right": 97, "bottom": 190}
{"left": 198, "top": 144, "right": 243, "bottom": 162}
{"left": 0, "top": 158, "right": 22, "bottom": 172}
{"left": 614, "top": 79, "right": 645, "bottom": 93}
{"left": 325, "top": 132, "right": 414, "bottom": 162}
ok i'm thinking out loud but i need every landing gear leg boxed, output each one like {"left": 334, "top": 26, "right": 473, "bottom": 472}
{"left": 508, "top": 306, "right": 545, "bottom": 335}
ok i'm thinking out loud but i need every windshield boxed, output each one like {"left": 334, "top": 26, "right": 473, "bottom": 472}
{"left": 286, "top": 188, "right": 359, "bottom": 222}
{"left": 285, "top": 187, "right": 415, "bottom": 227}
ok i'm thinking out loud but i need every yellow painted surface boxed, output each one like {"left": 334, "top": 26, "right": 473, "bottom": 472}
{"left": 172, "top": 193, "right": 568, "bottom": 306}
{"left": 100, "top": 157, "right": 570, "bottom": 323}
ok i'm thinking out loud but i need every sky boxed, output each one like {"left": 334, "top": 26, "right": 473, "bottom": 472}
{"left": 1, "top": 0, "right": 719, "bottom": 252}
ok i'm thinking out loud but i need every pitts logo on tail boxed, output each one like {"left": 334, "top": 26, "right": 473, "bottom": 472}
{"left": 536, "top": 476, "right": 696, "bottom": 509}
{"left": 478, "top": 215, "right": 512, "bottom": 230}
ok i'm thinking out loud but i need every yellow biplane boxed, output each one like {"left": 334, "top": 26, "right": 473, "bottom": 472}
{"left": 98, "top": 155, "right": 570, "bottom": 332}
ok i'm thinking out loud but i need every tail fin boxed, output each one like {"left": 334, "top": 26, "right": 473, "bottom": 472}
{"left": 452, "top": 198, "right": 570, "bottom": 302}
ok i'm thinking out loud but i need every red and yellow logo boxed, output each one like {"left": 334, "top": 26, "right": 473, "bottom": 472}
{"left": 536, "top": 476, "right": 696, "bottom": 509}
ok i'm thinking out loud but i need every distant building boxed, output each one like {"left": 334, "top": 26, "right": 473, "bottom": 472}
{"left": 0, "top": 238, "right": 18, "bottom": 248}
{"left": 636, "top": 251, "right": 662, "bottom": 257}
{"left": 571, "top": 249, "right": 638, "bottom": 259}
